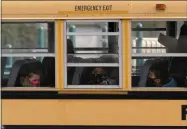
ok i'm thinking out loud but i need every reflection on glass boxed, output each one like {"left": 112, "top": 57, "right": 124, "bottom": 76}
{"left": 2, "top": 23, "right": 50, "bottom": 49}
{"left": 132, "top": 21, "right": 187, "bottom": 88}
{"left": 66, "top": 21, "right": 121, "bottom": 88}
{"left": 132, "top": 21, "right": 187, "bottom": 54}
{"left": 132, "top": 21, "right": 166, "bottom": 28}
{"left": 67, "top": 67, "right": 119, "bottom": 85}
{"left": 132, "top": 34, "right": 166, "bottom": 54}
{"left": 67, "top": 22, "right": 119, "bottom": 32}
{"left": 67, "top": 35, "right": 119, "bottom": 63}
{"left": 132, "top": 57, "right": 187, "bottom": 88}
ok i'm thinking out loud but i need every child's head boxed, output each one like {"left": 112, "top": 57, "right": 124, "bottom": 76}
{"left": 22, "top": 71, "right": 41, "bottom": 87}
{"left": 149, "top": 61, "right": 169, "bottom": 87}
{"left": 91, "top": 68, "right": 107, "bottom": 84}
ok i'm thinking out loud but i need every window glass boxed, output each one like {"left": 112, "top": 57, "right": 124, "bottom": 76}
{"left": 67, "top": 21, "right": 119, "bottom": 32}
{"left": 131, "top": 21, "right": 187, "bottom": 88}
{"left": 1, "top": 57, "right": 55, "bottom": 88}
{"left": 2, "top": 22, "right": 55, "bottom": 88}
{"left": 65, "top": 20, "right": 121, "bottom": 88}
{"left": 2, "top": 22, "right": 54, "bottom": 53}
{"left": 67, "top": 35, "right": 119, "bottom": 63}
{"left": 132, "top": 21, "right": 167, "bottom": 54}
{"left": 131, "top": 21, "right": 166, "bottom": 28}
{"left": 67, "top": 67, "right": 119, "bottom": 87}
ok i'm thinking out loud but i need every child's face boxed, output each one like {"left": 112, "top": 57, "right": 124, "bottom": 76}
{"left": 23, "top": 74, "right": 40, "bottom": 87}
{"left": 149, "top": 71, "right": 161, "bottom": 87}
{"left": 92, "top": 68, "right": 107, "bottom": 84}
{"left": 28, "top": 74, "right": 40, "bottom": 87}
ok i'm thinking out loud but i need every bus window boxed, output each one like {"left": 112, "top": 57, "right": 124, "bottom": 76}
{"left": 65, "top": 20, "right": 121, "bottom": 88}
{"left": 2, "top": 22, "right": 55, "bottom": 87}
{"left": 131, "top": 21, "right": 187, "bottom": 88}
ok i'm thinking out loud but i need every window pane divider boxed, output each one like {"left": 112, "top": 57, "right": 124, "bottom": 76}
{"left": 132, "top": 47, "right": 165, "bottom": 49}
{"left": 2, "top": 49, "right": 48, "bottom": 53}
{"left": 66, "top": 32, "right": 119, "bottom": 36}
{"left": 132, "top": 53, "right": 187, "bottom": 57}
{"left": 65, "top": 20, "right": 122, "bottom": 89}
{"left": 2, "top": 53, "right": 55, "bottom": 57}
{"left": 66, "top": 20, "right": 120, "bottom": 23}
{"left": 67, "top": 63, "right": 119, "bottom": 67}
{"left": 68, "top": 54, "right": 118, "bottom": 56}
{"left": 66, "top": 85, "right": 120, "bottom": 89}
{"left": 132, "top": 28, "right": 166, "bottom": 31}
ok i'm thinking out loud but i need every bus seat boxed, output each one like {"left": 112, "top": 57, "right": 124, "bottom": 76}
{"left": 67, "top": 39, "right": 74, "bottom": 54}
{"left": 105, "top": 67, "right": 119, "bottom": 85}
{"left": 132, "top": 76, "right": 140, "bottom": 87}
{"left": 66, "top": 39, "right": 77, "bottom": 85}
{"left": 138, "top": 59, "right": 169, "bottom": 87}
{"left": 7, "top": 60, "right": 27, "bottom": 87}
{"left": 176, "top": 24, "right": 187, "bottom": 53}
{"left": 169, "top": 57, "right": 187, "bottom": 87}
{"left": 138, "top": 59, "right": 155, "bottom": 87}
{"left": 108, "top": 67, "right": 118, "bottom": 78}
{"left": 97, "top": 54, "right": 118, "bottom": 63}
{"left": 7, "top": 59, "right": 42, "bottom": 87}
{"left": 67, "top": 67, "right": 76, "bottom": 85}
{"left": 18, "top": 60, "right": 43, "bottom": 87}
{"left": 2, "top": 78, "right": 8, "bottom": 87}
{"left": 79, "top": 67, "right": 94, "bottom": 85}
{"left": 41, "top": 57, "right": 55, "bottom": 87}
{"left": 1, "top": 57, "right": 8, "bottom": 86}
{"left": 72, "top": 67, "right": 84, "bottom": 85}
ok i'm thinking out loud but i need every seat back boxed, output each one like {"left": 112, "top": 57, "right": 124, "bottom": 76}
{"left": 169, "top": 57, "right": 187, "bottom": 87}
{"left": 72, "top": 67, "right": 84, "bottom": 85}
{"left": 138, "top": 59, "right": 169, "bottom": 87}
{"left": 1, "top": 57, "right": 8, "bottom": 86}
{"left": 7, "top": 59, "right": 41, "bottom": 87}
{"left": 7, "top": 60, "right": 27, "bottom": 87}
{"left": 18, "top": 60, "right": 43, "bottom": 87}
{"left": 138, "top": 59, "right": 155, "bottom": 87}
{"left": 41, "top": 57, "right": 55, "bottom": 87}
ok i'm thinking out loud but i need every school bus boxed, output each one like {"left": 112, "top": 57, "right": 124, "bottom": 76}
{"left": 1, "top": 0, "right": 187, "bottom": 129}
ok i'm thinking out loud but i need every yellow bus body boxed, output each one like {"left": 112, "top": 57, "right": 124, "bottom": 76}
{"left": 2, "top": 1, "right": 187, "bottom": 19}
{"left": 2, "top": 100, "right": 187, "bottom": 126}
{"left": 1, "top": 0, "right": 187, "bottom": 127}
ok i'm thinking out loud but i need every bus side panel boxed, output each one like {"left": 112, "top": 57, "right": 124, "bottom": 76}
{"left": 2, "top": 1, "right": 187, "bottom": 19}
{"left": 2, "top": 99, "right": 187, "bottom": 126}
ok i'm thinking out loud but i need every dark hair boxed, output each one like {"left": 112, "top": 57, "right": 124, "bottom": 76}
{"left": 19, "top": 62, "right": 43, "bottom": 80}
{"left": 27, "top": 71, "right": 42, "bottom": 78}
{"left": 149, "top": 60, "right": 169, "bottom": 85}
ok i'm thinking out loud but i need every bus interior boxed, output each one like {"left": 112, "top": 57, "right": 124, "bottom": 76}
{"left": 2, "top": 20, "right": 187, "bottom": 88}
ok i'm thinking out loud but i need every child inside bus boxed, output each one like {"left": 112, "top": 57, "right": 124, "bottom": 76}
{"left": 21, "top": 71, "right": 41, "bottom": 87}
{"left": 89, "top": 67, "right": 116, "bottom": 85}
{"left": 148, "top": 61, "right": 177, "bottom": 87}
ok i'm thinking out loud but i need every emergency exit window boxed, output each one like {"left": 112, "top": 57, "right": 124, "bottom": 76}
{"left": 64, "top": 20, "right": 122, "bottom": 88}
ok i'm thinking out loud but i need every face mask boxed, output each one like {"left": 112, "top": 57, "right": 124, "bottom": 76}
{"left": 92, "top": 73, "right": 107, "bottom": 84}
{"left": 29, "top": 80, "right": 40, "bottom": 86}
